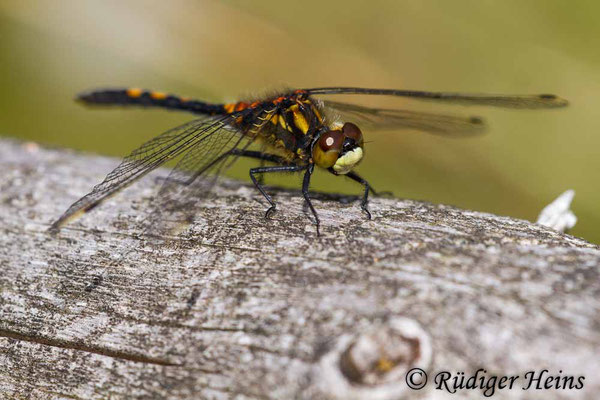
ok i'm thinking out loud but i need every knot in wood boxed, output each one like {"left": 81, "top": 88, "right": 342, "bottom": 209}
{"left": 316, "top": 318, "right": 432, "bottom": 400}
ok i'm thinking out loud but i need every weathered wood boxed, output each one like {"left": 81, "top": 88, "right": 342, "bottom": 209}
{"left": 1, "top": 138, "right": 598, "bottom": 399}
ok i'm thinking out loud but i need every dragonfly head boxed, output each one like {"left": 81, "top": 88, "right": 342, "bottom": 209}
{"left": 313, "top": 122, "right": 364, "bottom": 174}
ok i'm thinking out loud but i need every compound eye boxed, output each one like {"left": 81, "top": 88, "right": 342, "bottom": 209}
{"left": 342, "top": 122, "right": 363, "bottom": 144}
{"left": 318, "top": 130, "right": 344, "bottom": 152}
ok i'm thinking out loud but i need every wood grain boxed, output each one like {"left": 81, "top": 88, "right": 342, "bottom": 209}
{"left": 1, "top": 138, "right": 598, "bottom": 399}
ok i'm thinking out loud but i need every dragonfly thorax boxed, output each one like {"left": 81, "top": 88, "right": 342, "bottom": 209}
{"left": 313, "top": 122, "right": 364, "bottom": 174}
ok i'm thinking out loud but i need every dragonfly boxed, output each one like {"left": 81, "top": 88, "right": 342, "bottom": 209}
{"left": 49, "top": 86, "right": 568, "bottom": 235}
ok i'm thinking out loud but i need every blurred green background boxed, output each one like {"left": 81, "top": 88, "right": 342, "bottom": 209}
{"left": 1, "top": 1, "right": 598, "bottom": 243}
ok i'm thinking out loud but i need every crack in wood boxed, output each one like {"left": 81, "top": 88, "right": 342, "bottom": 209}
{"left": 0, "top": 328, "right": 182, "bottom": 367}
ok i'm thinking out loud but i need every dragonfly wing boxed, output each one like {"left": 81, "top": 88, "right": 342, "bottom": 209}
{"left": 306, "top": 87, "right": 568, "bottom": 109}
{"left": 322, "top": 100, "right": 486, "bottom": 136}
{"left": 50, "top": 114, "right": 237, "bottom": 231}
{"left": 145, "top": 124, "right": 249, "bottom": 236}
{"left": 145, "top": 105, "right": 280, "bottom": 236}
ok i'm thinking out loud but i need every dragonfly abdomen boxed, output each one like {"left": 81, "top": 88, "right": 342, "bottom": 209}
{"left": 76, "top": 88, "right": 225, "bottom": 115}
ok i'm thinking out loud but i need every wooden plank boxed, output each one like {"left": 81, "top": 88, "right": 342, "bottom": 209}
{"left": 1, "top": 138, "right": 598, "bottom": 399}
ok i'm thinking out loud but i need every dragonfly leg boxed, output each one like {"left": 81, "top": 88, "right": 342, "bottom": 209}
{"left": 229, "top": 149, "right": 287, "bottom": 164}
{"left": 231, "top": 149, "right": 289, "bottom": 210}
{"left": 302, "top": 164, "right": 320, "bottom": 236}
{"left": 249, "top": 164, "right": 307, "bottom": 219}
{"left": 257, "top": 158, "right": 266, "bottom": 185}
{"left": 230, "top": 150, "right": 320, "bottom": 234}
{"left": 344, "top": 171, "right": 373, "bottom": 220}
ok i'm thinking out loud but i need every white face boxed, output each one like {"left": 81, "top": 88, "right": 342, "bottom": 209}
{"left": 333, "top": 147, "right": 363, "bottom": 174}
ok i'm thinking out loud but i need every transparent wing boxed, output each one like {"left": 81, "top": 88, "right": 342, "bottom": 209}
{"left": 322, "top": 100, "right": 486, "bottom": 136}
{"left": 143, "top": 124, "right": 249, "bottom": 236}
{"left": 305, "top": 87, "right": 569, "bottom": 109}
{"left": 142, "top": 105, "right": 280, "bottom": 236}
{"left": 50, "top": 114, "right": 238, "bottom": 231}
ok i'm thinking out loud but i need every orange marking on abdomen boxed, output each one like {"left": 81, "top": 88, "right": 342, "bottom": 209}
{"left": 235, "top": 102, "right": 249, "bottom": 111}
{"left": 126, "top": 88, "right": 143, "bottom": 98}
{"left": 224, "top": 103, "right": 236, "bottom": 113}
{"left": 150, "top": 91, "right": 167, "bottom": 100}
